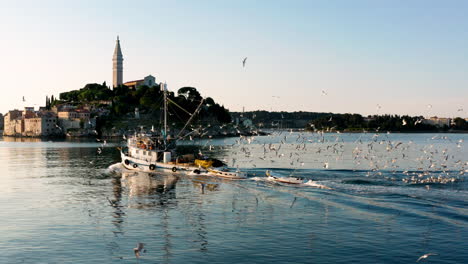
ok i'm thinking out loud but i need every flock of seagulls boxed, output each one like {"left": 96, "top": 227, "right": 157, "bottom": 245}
{"left": 96, "top": 58, "right": 463, "bottom": 260}
{"left": 193, "top": 125, "right": 466, "bottom": 187}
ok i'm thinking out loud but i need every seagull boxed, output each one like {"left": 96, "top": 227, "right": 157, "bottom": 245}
{"left": 427, "top": 104, "right": 432, "bottom": 109}
{"left": 376, "top": 104, "right": 382, "bottom": 110}
{"left": 417, "top": 253, "right": 437, "bottom": 262}
{"left": 242, "top": 57, "right": 247, "bottom": 67}
{"left": 414, "top": 119, "right": 423, "bottom": 125}
{"left": 134, "top": 243, "right": 145, "bottom": 258}
{"left": 323, "top": 162, "right": 329, "bottom": 169}
{"left": 402, "top": 119, "right": 407, "bottom": 126}
{"left": 97, "top": 148, "right": 102, "bottom": 154}
{"left": 457, "top": 108, "right": 463, "bottom": 112}
{"left": 321, "top": 90, "right": 328, "bottom": 96}
{"left": 22, "top": 96, "right": 25, "bottom": 102}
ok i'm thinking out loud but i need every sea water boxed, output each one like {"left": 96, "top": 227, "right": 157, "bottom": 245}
{"left": 0, "top": 133, "right": 466, "bottom": 263}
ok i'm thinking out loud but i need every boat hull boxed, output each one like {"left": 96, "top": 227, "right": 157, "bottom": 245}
{"left": 120, "top": 152, "right": 247, "bottom": 179}
{"left": 121, "top": 152, "right": 202, "bottom": 173}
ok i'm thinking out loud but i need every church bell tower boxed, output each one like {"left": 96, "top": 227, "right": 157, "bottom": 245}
{"left": 113, "top": 36, "right": 123, "bottom": 88}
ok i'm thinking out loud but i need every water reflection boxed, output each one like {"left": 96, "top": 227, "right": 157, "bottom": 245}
{"left": 109, "top": 176, "right": 125, "bottom": 237}
{"left": 192, "top": 178, "right": 220, "bottom": 194}
{"left": 118, "top": 171, "right": 180, "bottom": 261}
{"left": 121, "top": 171, "right": 178, "bottom": 203}
{"left": 1, "top": 136, "right": 43, "bottom": 143}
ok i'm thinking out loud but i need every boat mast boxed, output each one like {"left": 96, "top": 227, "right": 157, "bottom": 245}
{"left": 163, "top": 82, "right": 168, "bottom": 149}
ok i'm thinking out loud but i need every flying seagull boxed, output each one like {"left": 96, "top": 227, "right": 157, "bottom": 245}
{"left": 321, "top": 90, "right": 328, "bottom": 96}
{"left": 416, "top": 253, "right": 437, "bottom": 262}
{"left": 323, "top": 162, "right": 329, "bottom": 169}
{"left": 134, "top": 243, "right": 145, "bottom": 258}
{"left": 242, "top": 57, "right": 247, "bottom": 67}
{"left": 22, "top": 96, "right": 25, "bottom": 102}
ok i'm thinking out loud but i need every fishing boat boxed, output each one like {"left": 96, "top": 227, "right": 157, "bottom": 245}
{"left": 265, "top": 170, "right": 304, "bottom": 184}
{"left": 120, "top": 83, "right": 245, "bottom": 179}
{"left": 206, "top": 167, "right": 247, "bottom": 179}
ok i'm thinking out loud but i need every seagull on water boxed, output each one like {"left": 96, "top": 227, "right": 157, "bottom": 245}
{"left": 134, "top": 243, "right": 146, "bottom": 258}
{"left": 242, "top": 57, "right": 247, "bottom": 67}
{"left": 417, "top": 253, "right": 437, "bottom": 262}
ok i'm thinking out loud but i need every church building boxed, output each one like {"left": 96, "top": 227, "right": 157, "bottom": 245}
{"left": 112, "top": 37, "right": 157, "bottom": 89}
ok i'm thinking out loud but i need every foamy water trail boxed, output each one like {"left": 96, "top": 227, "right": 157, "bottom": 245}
{"left": 105, "top": 162, "right": 125, "bottom": 174}
{"left": 250, "top": 176, "right": 267, "bottom": 182}
{"left": 303, "top": 180, "right": 333, "bottom": 189}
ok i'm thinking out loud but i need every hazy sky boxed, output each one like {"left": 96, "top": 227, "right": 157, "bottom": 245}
{"left": 0, "top": 0, "right": 467, "bottom": 117}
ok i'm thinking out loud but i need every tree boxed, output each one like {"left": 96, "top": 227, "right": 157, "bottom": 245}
{"left": 178, "top": 87, "right": 202, "bottom": 102}
{"left": 453, "top": 117, "right": 468, "bottom": 130}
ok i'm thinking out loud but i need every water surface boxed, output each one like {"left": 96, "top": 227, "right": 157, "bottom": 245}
{"left": 0, "top": 133, "right": 466, "bottom": 263}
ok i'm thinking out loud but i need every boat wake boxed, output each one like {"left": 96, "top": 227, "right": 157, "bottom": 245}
{"left": 106, "top": 162, "right": 127, "bottom": 174}
{"left": 303, "top": 180, "right": 333, "bottom": 189}
{"left": 250, "top": 176, "right": 332, "bottom": 189}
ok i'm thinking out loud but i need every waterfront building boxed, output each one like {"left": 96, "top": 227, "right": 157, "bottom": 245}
{"left": 57, "top": 109, "right": 95, "bottom": 133}
{"left": 23, "top": 112, "right": 59, "bottom": 137}
{"left": 3, "top": 110, "right": 23, "bottom": 136}
{"left": 113, "top": 36, "right": 124, "bottom": 88}
{"left": 422, "top": 116, "right": 452, "bottom": 127}
{"left": 3, "top": 108, "right": 61, "bottom": 137}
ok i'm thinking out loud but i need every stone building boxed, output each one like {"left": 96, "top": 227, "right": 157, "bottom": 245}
{"left": 57, "top": 108, "right": 95, "bottom": 134}
{"left": 123, "top": 75, "right": 157, "bottom": 89}
{"left": 3, "top": 108, "right": 61, "bottom": 137}
{"left": 3, "top": 110, "right": 23, "bottom": 136}
{"left": 23, "top": 112, "right": 60, "bottom": 137}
